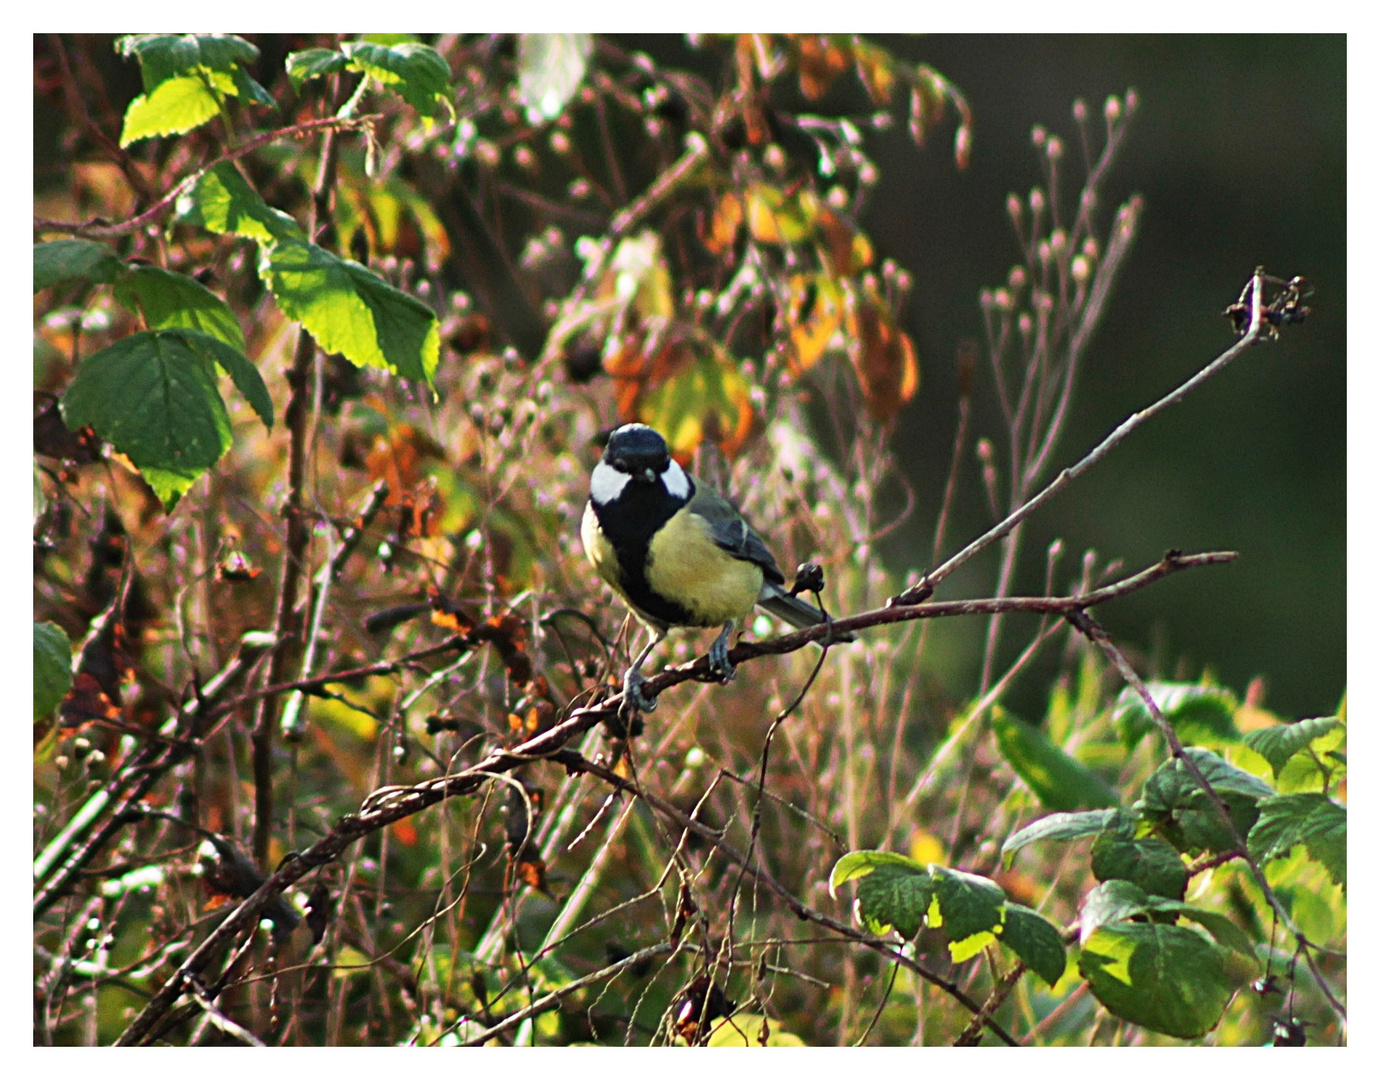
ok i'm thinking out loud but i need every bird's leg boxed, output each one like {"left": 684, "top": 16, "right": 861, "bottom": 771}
{"left": 707, "top": 621, "right": 736, "bottom": 682}
{"left": 623, "top": 629, "right": 665, "bottom": 714}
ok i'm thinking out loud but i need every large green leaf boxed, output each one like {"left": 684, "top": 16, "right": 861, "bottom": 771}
{"left": 115, "top": 35, "right": 263, "bottom": 146}
{"left": 1136, "top": 748, "right": 1273, "bottom": 854}
{"left": 259, "top": 238, "right": 439, "bottom": 385}
{"left": 929, "top": 865, "right": 1006, "bottom": 950}
{"left": 176, "top": 163, "right": 303, "bottom": 244}
{"left": 1113, "top": 681, "right": 1239, "bottom": 750}
{"left": 1079, "top": 922, "right": 1234, "bottom": 1039}
{"left": 992, "top": 706, "right": 1119, "bottom": 811}
{"left": 1245, "top": 716, "right": 1340, "bottom": 779}
{"left": 119, "top": 74, "right": 230, "bottom": 146}
{"left": 34, "top": 240, "right": 125, "bottom": 292}
{"left": 34, "top": 622, "right": 73, "bottom": 722}
{"left": 1000, "top": 809, "right": 1118, "bottom": 867}
{"left": 1079, "top": 879, "right": 1255, "bottom": 960}
{"left": 61, "top": 329, "right": 269, "bottom": 508}
{"left": 1248, "top": 793, "right": 1346, "bottom": 887}
{"left": 830, "top": 851, "right": 931, "bottom": 938}
{"left": 116, "top": 34, "right": 259, "bottom": 91}
{"left": 517, "top": 34, "right": 593, "bottom": 123}
{"left": 341, "top": 41, "right": 455, "bottom": 121}
{"left": 1090, "top": 809, "right": 1188, "bottom": 899}
{"left": 115, "top": 265, "right": 246, "bottom": 351}
{"left": 1001, "top": 903, "right": 1067, "bottom": 987}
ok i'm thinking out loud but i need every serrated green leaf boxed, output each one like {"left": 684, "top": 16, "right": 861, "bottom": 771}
{"left": 930, "top": 865, "right": 1006, "bottom": 944}
{"left": 116, "top": 265, "right": 245, "bottom": 351}
{"left": 287, "top": 47, "right": 348, "bottom": 91}
{"left": 1245, "top": 717, "right": 1340, "bottom": 779}
{"left": 1136, "top": 748, "right": 1273, "bottom": 854}
{"left": 34, "top": 622, "right": 73, "bottom": 722}
{"left": 992, "top": 707, "right": 1119, "bottom": 811}
{"left": 1249, "top": 793, "right": 1346, "bottom": 887}
{"left": 517, "top": 34, "right": 593, "bottom": 123}
{"left": 1002, "top": 904, "right": 1066, "bottom": 986}
{"left": 1079, "top": 923, "right": 1234, "bottom": 1039}
{"left": 342, "top": 41, "right": 454, "bottom": 121}
{"left": 120, "top": 71, "right": 234, "bottom": 146}
{"left": 1001, "top": 809, "right": 1118, "bottom": 867}
{"left": 116, "top": 34, "right": 259, "bottom": 90}
{"left": 259, "top": 238, "right": 439, "bottom": 385}
{"left": 830, "top": 851, "right": 931, "bottom": 938}
{"left": 1090, "top": 810, "right": 1187, "bottom": 899}
{"left": 34, "top": 240, "right": 125, "bottom": 292}
{"left": 176, "top": 163, "right": 303, "bottom": 244}
{"left": 60, "top": 329, "right": 264, "bottom": 508}
{"left": 1113, "top": 682, "right": 1239, "bottom": 750}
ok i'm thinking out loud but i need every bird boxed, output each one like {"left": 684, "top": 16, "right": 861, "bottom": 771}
{"left": 581, "top": 423, "right": 851, "bottom": 713}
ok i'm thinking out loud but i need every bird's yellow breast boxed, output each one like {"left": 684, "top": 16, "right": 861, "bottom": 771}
{"left": 644, "top": 508, "right": 763, "bottom": 628}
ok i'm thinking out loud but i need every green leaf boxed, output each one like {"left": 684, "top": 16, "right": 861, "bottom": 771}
{"left": 60, "top": 329, "right": 265, "bottom": 508}
{"left": 1079, "top": 923, "right": 1235, "bottom": 1039}
{"left": 1113, "top": 682, "right": 1239, "bottom": 750}
{"left": 1136, "top": 748, "right": 1273, "bottom": 854}
{"left": 829, "top": 851, "right": 932, "bottom": 938}
{"left": 1001, "top": 904, "right": 1066, "bottom": 987}
{"left": 1245, "top": 716, "right": 1340, "bottom": 779}
{"left": 286, "top": 47, "right": 348, "bottom": 91}
{"left": 1078, "top": 879, "right": 1157, "bottom": 940}
{"left": 259, "top": 238, "right": 439, "bottom": 385}
{"left": 120, "top": 74, "right": 226, "bottom": 145}
{"left": 1001, "top": 809, "right": 1118, "bottom": 867}
{"left": 342, "top": 41, "right": 455, "bottom": 121}
{"left": 1248, "top": 793, "right": 1346, "bottom": 887}
{"left": 116, "top": 265, "right": 246, "bottom": 351}
{"left": 929, "top": 865, "right": 1006, "bottom": 946}
{"left": 517, "top": 34, "right": 593, "bottom": 123}
{"left": 1080, "top": 872, "right": 1256, "bottom": 963}
{"left": 34, "top": 622, "right": 73, "bottom": 722}
{"left": 992, "top": 706, "right": 1119, "bottom": 811}
{"left": 116, "top": 34, "right": 259, "bottom": 91}
{"left": 1090, "top": 809, "right": 1188, "bottom": 899}
{"left": 1147, "top": 901, "right": 1257, "bottom": 960}
{"left": 35, "top": 240, "right": 125, "bottom": 293}
{"left": 231, "top": 65, "right": 276, "bottom": 108}
{"left": 176, "top": 162, "right": 304, "bottom": 244}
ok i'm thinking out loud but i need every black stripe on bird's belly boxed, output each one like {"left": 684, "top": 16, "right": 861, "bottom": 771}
{"left": 591, "top": 480, "right": 695, "bottom": 628}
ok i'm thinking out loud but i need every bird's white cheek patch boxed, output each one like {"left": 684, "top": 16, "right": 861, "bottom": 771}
{"left": 662, "top": 460, "right": 690, "bottom": 499}
{"left": 590, "top": 461, "right": 630, "bottom": 504}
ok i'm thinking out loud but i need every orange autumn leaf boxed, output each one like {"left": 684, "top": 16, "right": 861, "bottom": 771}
{"left": 846, "top": 286, "right": 920, "bottom": 423}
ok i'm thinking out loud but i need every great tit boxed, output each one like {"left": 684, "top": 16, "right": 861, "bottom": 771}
{"left": 581, "top": 423, "right": 851, "bottom": 712}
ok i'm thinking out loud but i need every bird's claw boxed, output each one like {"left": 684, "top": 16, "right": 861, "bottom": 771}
{"left": 623, "top": 668, "right": 658, "bottom": 714}
{"left": 707, "top": 633, "right": 736, "bottom": 684}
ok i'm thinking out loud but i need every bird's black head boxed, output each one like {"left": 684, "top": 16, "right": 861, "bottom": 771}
{"left": 602, "top": 424, "right": 670, "bottom": 483}
{"left": 590, "top": 424, "right": 691, "bottom": 508}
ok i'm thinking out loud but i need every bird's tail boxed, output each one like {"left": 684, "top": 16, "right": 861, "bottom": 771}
{"left": 758, "top": 582, "right": 856, "bottom": 642}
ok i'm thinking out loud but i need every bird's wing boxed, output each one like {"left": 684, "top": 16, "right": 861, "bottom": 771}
{"left": 689, "top": 486, "right": 787, "bottom": 585}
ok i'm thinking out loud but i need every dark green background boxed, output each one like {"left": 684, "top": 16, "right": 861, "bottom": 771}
{"left": 864, "top": 35, "right": 1345, "bottom": 720}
